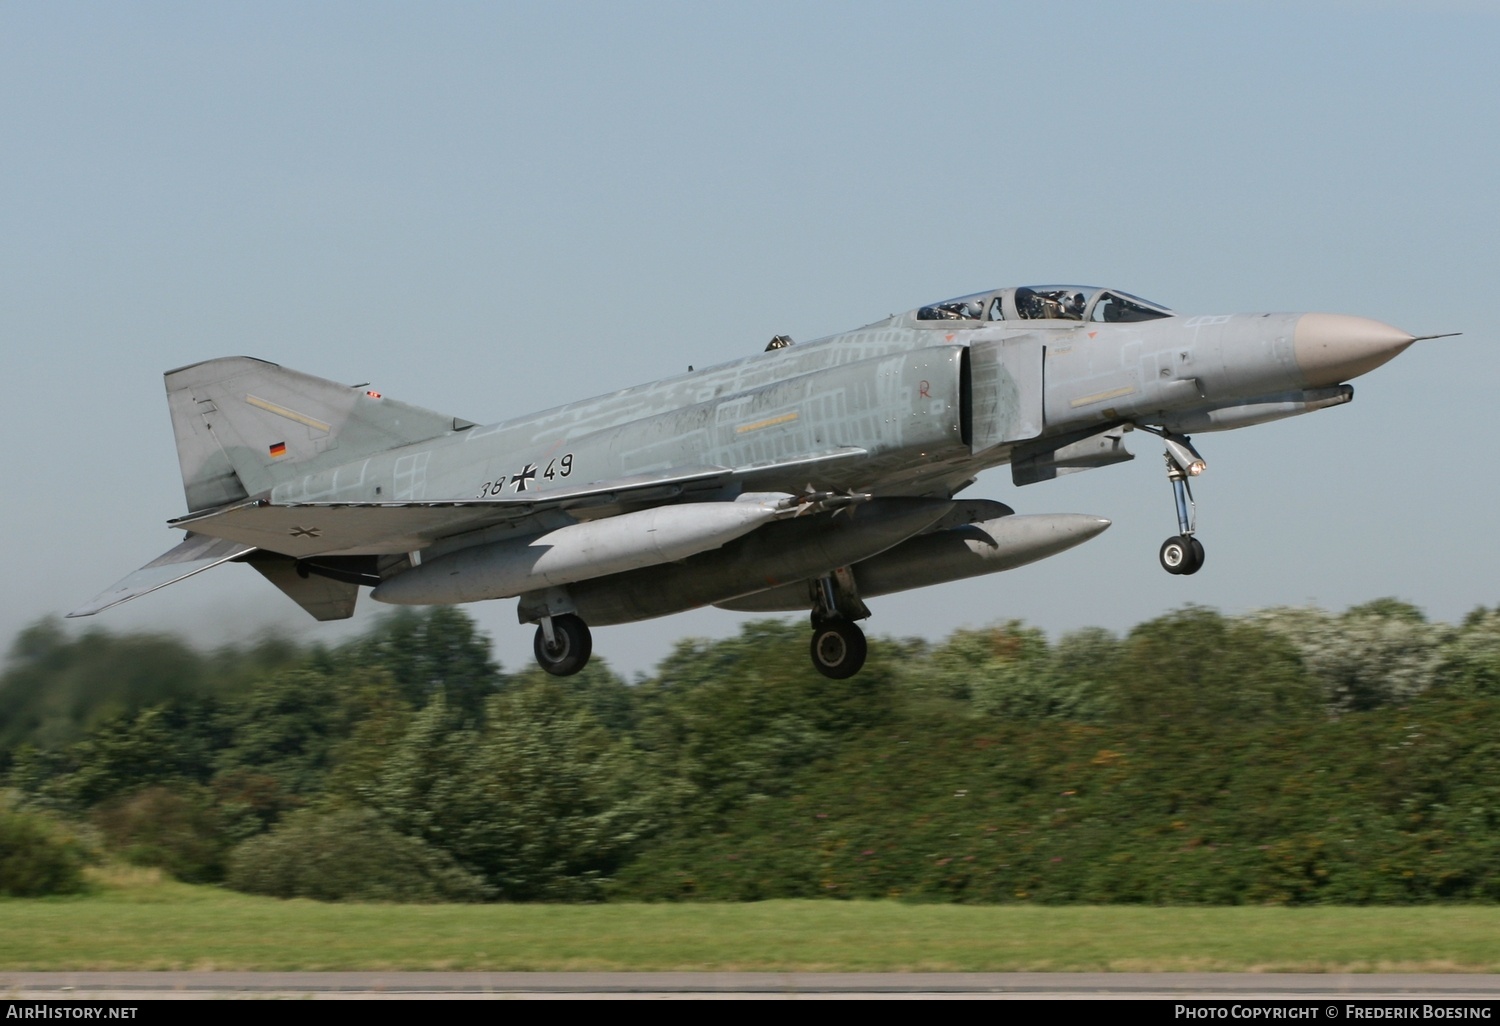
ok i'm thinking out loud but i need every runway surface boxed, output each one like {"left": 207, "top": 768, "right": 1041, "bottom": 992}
{"left": 4, "top": 972, "right": 1500, "bottom": 999}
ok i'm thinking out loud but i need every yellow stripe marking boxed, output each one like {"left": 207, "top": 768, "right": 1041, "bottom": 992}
{"left": 245, "top": 395, "right": 332, "bottom": 433}
{"left": 736, "top": 411, "right": 800, "bottom": 434}
{"left": 1070, "top": 385, "right": 1137, "bottom": 409}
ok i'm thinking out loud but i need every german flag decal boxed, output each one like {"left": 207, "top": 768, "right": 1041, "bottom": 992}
{"left": 269, "top": 442, "right": 287, "bottom": 458}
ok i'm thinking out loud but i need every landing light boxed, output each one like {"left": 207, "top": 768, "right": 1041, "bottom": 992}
{"left": 1162, "top": 436, "right": 1207, "bottom": 477}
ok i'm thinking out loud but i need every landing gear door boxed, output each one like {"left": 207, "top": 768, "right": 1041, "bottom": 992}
{"left": 968, "top": 335, "right": 1044, "bottom": 453}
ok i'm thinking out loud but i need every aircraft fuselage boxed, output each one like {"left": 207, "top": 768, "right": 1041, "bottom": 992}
{"left": 73, "top": 283, "right": 1425, "bottom": 678}
{"left": 273, "top": 297, "right": 1412, "bottom": 534}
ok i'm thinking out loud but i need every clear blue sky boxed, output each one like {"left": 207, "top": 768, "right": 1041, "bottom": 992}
{"left": 3, "top": 1, "right": 1496, "bottom": 676}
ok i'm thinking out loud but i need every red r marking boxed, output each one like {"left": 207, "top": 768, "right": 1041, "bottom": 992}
{"left": 918, "top": 380, "right": 931, "bottom": 398}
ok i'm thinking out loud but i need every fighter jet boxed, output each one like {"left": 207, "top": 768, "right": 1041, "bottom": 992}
{"left": 70, "top": 284, "right": 1440, "bottom": 679}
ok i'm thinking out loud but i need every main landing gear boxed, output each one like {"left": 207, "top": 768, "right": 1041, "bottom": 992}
{"left": 534, "top": 613, "right": 593, "bottom": 676}
{"left": 529, "top": 565, "right": 878, "bottom": 680}
{"left": 1151, "top": 431, "right": 1207, "bottom": 576}
{"left": 807, "top": 566, "right": 871, "bottom": 679}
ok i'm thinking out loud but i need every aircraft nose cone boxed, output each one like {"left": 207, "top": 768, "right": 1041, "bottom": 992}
{"left": 1293, "top": 313, "right": 1415, "bottom": 387}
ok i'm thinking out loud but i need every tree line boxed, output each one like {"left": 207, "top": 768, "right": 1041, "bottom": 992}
{"left": 4, "top": 599, "right": 1500, "bottom": 903}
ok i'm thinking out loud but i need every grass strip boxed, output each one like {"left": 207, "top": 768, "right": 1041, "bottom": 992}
{"left": 2, "top": 869, "right": 1498, "bottom": 972}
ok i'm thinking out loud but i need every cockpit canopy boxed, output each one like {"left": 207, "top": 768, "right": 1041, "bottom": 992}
{"left": 916, "top": 285, "right": 1174, "bottom": 325}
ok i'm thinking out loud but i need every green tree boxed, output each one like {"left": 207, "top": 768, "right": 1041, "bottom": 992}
{"left": 1111, "top": 607, "right": 1321, "bottom": 728}
{"left": 921, "top": 622, "right": 1049, "bottom": 710}
{"left": 1046, "top": 626, "right": 1122, "bottom": 722}
{"left": 367, "top": 684, "right": 652, "bottom": 900}
{"left": 914, "top": 622, "right": 1117, "bottom": 721}
{"left": 634, "top": 620, "right": 897, "bottom": 826}
{"left": 0, "top": 795, "right": 90, "bottom": 896}
{"left": 93, "top": 784, "right": 227, "bottom": 883}
{"left": 1346, "top": 597, "right": 1427, "bottom": 623}
{"left": 321, "top": 668, "right": 414, "bottom": 804}
{"left": 0, "top": 619, "right": 207, "bottom": 757}
{"left": 1435, "top": 611, "right": 1500, "bottom": 698}
{"left": 19, "top": 701, "right": 226, "bottom": 812}
{"left": 1255, "top": 603, "right": 1447, "bottom": 711}
{"left": 505, "top": 659, "right": 638, "bottom": 735}
{"left": 226, "top": 806, "right": 491, "bottom": 902}
{"left": 214, "top": 669, "right": 345, "bottom": 797}
{"left": 344, "top": 608, "right": 500, "bottom": 722}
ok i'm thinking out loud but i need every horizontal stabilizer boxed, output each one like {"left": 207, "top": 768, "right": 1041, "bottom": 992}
{"left": 67, "top": 534, "right": 254, "bottom": 617}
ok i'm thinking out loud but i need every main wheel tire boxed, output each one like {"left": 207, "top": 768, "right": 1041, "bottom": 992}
{"left": 809, "top": 620, "right": 867, "bottom": 679}
{"left": 1159, "top": 536, "right": 1190, "bottom": 575}
{"left": 533, "top": 614, "right": 593, "bottom": 676}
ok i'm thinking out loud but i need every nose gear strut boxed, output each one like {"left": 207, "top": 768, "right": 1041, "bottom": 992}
{"left": 1139, "top": 428, "right": 1206, "bottom": 576}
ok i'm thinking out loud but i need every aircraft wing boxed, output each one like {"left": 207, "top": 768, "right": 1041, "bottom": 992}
{"left": 167, "top": 465, "right": 743, "bottom": 558}
{"left": 67, "top": 533, "right": 256, "bottom": 617}
{"left": 168, "top": 448, "right": 870, "bottom": 558}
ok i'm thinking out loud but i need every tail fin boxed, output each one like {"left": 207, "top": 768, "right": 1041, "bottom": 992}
{"left": 165, "top": 357, "right": 474, "bottom": 511}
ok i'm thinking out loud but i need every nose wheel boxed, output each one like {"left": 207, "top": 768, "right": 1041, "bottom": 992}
{"left": 1159, "top": 534, "right": 1205, "bottom": 575}
{"left": 533, "top": 613, "right": 593, "bottom": 676}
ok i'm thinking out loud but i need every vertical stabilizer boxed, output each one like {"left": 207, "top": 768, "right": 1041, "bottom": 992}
{"left": 165, "top": 357, "right": 473, "bottom": 511}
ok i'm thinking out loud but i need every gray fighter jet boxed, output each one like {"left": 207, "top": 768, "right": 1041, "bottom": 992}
{"left": 71, "top": 284, "right": 1440, "bottom": 678}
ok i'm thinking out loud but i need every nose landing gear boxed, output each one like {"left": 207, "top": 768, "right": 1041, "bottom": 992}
{"left": 1152, "top": 432, "right": 1206, "bottom": 576}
